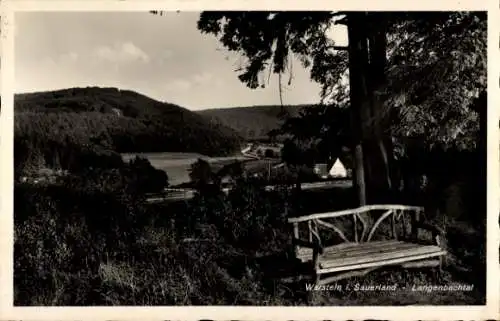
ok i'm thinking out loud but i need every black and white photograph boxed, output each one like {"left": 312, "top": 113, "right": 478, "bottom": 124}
{"left": 7, "top": 4, "right": 494, "bottom": 314}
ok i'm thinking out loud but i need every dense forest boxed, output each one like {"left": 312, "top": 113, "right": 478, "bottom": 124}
{"left": 14, "top": 87, "right": 242, "bottom": 178}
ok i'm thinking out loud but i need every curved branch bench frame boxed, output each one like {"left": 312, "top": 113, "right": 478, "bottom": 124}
{"left": 287, "top": 204, "right": 446, "bottom": 286}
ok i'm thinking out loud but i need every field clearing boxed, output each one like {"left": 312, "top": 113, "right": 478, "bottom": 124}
{"left": 121, "top": 152, "right": 256, "bottom": 186}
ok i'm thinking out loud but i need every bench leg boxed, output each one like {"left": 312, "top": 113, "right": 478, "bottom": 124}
{"left": 431, "top": 258, "right": 444, "bottom": 283}
{"left": 313, "top": 271, "right": 320, "bottom": 285}
{"left": 437, "top": 256, "right": 444, "bottom": 282}
{"left": 431, "top": 267, "right": 439, "bottom": 282}
{"left": 307, "top": 250, "right": 321, "bottom": 304}
{"left": 306, "top": 271, "right": 320, "bottom": 304}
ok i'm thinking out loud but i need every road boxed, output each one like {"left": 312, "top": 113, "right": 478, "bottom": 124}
{"left": 146, "top": 180, "right": 353, "bottom": 203}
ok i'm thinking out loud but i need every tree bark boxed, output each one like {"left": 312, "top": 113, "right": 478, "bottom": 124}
{"left": 347, "top": 12, "right": 396, "bottom": 205}
{"left": 347, "top": 12, "right": 371, "bottom": 206}
{"left": 365, "top": 13, "right": 397, "bottom": 202}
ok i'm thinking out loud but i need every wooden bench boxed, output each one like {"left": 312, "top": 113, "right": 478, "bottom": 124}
{"left": 287, "top": 204, "right": 447, "bottom": 286}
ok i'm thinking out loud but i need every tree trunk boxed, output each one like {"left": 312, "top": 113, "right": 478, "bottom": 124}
{"left": 347, "top": 12, "right": 371, "bottom": 206}
{"left": 347, "top": 12, "right": 396, "bottom": 205}
{"left": 364, "top": 13, "right": 395, "bottom": 203}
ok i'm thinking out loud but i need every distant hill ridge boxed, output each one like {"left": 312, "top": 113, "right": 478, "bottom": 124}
{"left": 16, "top": 87, "right": 215, "bottom": 118}
{"left": 198, "top": 104, "right": 315, "bottom": 141}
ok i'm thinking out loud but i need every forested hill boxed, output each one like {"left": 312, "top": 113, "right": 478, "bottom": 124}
{"left": 197, "top": 105, "right": 310, "bottom": 141}
{"left": 15, "top": 87, "right": 242, "bottom": 154}
{"left": 14, "top": 87, "right": 243, "bottom": 176}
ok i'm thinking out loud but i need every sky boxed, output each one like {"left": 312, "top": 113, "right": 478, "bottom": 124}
{"left": 15, "top": 11, "right": 347, "bottom": 111}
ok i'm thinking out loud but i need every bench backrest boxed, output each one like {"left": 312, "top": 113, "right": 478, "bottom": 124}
{"left": 288, "top": 204, "right": 424, "bottom": 249}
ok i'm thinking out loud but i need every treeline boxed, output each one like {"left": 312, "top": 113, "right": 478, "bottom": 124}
{"left": 14, "top": 87, "right": 243, "bottom": 177}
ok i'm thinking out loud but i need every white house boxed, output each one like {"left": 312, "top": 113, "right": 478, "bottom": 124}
{"left": 329, "top": 158, "right": 347, "bottom": 178}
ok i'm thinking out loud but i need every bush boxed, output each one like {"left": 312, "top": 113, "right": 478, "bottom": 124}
{"left": 14, "top": 156, "right": 171, "bottom": 305}
{"left": 126, "top": 156, "right": 169, "bottom": 194}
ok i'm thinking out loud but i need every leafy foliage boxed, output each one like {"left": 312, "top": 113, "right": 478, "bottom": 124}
{"left": 197, "top": 12, "right": 486, "bottom": 154}
{"left": 197, "top": 12, "right": 345, "bottom": 99}
{"left": 383, "top": 12, "right": 486, "bottom": 151}
{"left": 279, "top": 103, "right": 351, "bottom": 165}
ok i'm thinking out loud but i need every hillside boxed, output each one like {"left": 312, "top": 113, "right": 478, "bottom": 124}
{"left": 14, "top": 87, "right": 243, "bottom": 176}
{"left": 198, "top": 105, "right": 311, "bottom": 141}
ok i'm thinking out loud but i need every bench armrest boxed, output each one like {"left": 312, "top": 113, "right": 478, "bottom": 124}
{"left": 416, "top": 222, "right": 445, "bottom": 235}
{"left": 292, "top": 238, "right": 324, "bottom": 254}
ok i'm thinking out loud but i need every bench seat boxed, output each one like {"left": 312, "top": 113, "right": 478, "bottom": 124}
{"left": 297, "top": 240, "right": 446, "bottom": 274}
